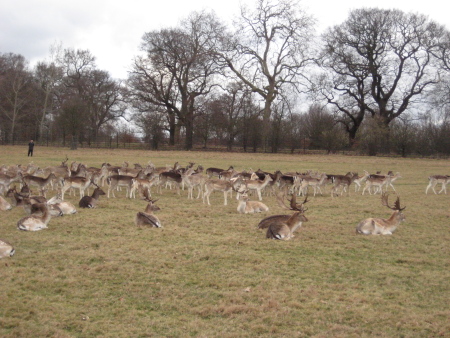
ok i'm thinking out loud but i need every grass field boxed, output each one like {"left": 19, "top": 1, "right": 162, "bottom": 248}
{"left": 0, "top": 146, "right": 449, "bottom": 337}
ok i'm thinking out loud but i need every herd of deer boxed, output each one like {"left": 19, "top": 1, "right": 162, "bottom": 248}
{"left": 0, "top": 157, "right": 448, "bottom": 258}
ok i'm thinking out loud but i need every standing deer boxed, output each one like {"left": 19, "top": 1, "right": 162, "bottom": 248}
{"left": 425, "top": 175, "right": 449, "bottom": 194}
{"left": 356, "top": 193, "right": 406, "bottom": 235}
{"left": 135, "top": 189, "right": 162, "bottom": 228}
{"left": 263, "top": 193, "right": 309, "bottom": 240}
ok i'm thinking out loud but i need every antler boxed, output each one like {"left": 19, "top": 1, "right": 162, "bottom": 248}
{"left": 381, "top": 193, "right": 405, "bottom": 211}
{"left": 277, "top": 191, "right": 308, "bottom": 212}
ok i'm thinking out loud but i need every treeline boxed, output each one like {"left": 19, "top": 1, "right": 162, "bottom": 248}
{"left": 1, "top": 1, "right": 449, "bottom": 156}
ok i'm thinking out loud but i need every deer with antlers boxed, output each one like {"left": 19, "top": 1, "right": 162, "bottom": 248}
{"left": 356, "top": 193, "right": 406, "bottom": 235}
{"left": 262, "top": 192, "right": 309, "bottom": 240}
{"left": 135, "top": 189, "right": 162, "bottom": 228}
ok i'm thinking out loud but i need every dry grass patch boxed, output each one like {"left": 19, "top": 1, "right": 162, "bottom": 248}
{"left": 0, "top": 146, "right": 449, "bottom": 337}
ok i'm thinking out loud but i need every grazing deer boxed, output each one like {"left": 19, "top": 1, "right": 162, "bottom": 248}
{"left": 17, "top": 202, "right": 52, "bottom": 231}
{"left": 0, "top": 195, "right": 12, "bottom": 211}
{"left": 135, "top": 189, "right": 162, "bottom": 228}
{"left": 22, "top": 173, "right": 56, "bottom": 193}
{"left": 206, "top": 166, "right": 233, "bottom": 178}
{"left": 0, "top": 239, "right": 15, "bottom": 258}
{"left": 356, "top": 193, "right": 406, "bottom": 235}
{"left": 79, "top": 184, "right": 106, "bottom": 208}
{"left": 425, "top": 175, "right": 449, "bottom": 194}
{"left": 265, "top": 193, "right": 309, "bottom": 240}
{"left": 237, "top": 190, "right": 269, "bottom": 214}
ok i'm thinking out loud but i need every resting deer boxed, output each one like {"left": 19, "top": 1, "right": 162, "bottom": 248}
{"left": 0, "top": 195, "right": 12, "bottom": 211}
{"left": 0, "top": 239, "right": 15, "bottom": 258}
{"left": 79, "top": 183, "right": 106, "bottom": 208}
{"left": 17, "top": 202, "right": 52, "bottom": 231}
{"left": 264, "top": 193, "right": 309, "bottom": 240}
{"left": 425, "top": 175, "right": 449, "bottom": 194}
{"left": 237, "top": 190, "right": 269, "bottom": 214}
{"left": 47, "top": 191, "right": 77, "bottom": 215}
{"left": 356, "top": 193, "right": 406, "bottom": 235}
{"left": 135, "top": 189, "right": 162, "bottom": 228}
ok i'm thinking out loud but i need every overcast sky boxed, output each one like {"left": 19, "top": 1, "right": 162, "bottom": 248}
{"left": 1, "top": 0, "right": 449, "bottom": 79}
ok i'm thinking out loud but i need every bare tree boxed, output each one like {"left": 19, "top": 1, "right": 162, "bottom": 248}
{"left": 320, "top": 8, "right": 447, "bottom": 142}
{"left": 219, "top": 0, "right": 315, "bottom": 151}
{"left": 0, "top": 53, "right": 34, "bottom": 144}
{"left": 130, "top": 11, "right": 224, "bottom": 150}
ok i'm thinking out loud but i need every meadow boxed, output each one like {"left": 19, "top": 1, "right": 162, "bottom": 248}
{"left": 0, "top": 146, "right": 449, "bottom": 337}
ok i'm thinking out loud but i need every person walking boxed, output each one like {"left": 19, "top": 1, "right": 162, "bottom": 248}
{"left": 28, "top": 140, "right": 35, "bottom": 157}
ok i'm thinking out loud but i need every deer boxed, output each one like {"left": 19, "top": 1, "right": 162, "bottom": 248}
{"left": 130, "top": 174, "right": 160, "bottom": 199}
{"left": 425, "top": 175, "right": 449, "bottom": 194}
{"left": 203, "top": 177, "right": 245, "bottom": 206}
{"left": 264, "top": 193, "right": 309, "bottom": 240}
{"left": 331, "top": 172, "right": 358, "bottom": 198}
{"left": 182, "top": 170, "right": 206, "bottom": 199}
{"left": 0, "top": 239, "right": 15, "bottom": 259}
{"left": 79, "top": 183, "right": 106, "bottom": 208}
{"left": 353, "top": 171, "right": 370, "bottom": 192}
{"left": 135, "top": 189, "right": 162, "bottom": 228}
{"left": 41, "top": 156, "right": 71, "bottom": 188}
{"left": 60, "top": 175, "right": 93, "bottom": 199}
{"left": 356, "top": 193, "right": 406, "bottom": 235}
{"left": 22, "top": 173, "right": 56, "bottom": 194}
{"left": 236, "top": 190, "right": 269, "bottom": 214}
{"left": 0, "top": 171, "right": 23, "bottom": 192}
{"left": 17, "top": 202, "right": 52, "bottom": 231}
{"left": 47, "top": 191, "right": 77, "bottom": 215}
{"left": 0, "top": 195, "right": 12, "bottom": 211}
{"left": 298, "top": 173, "right": 327, "bottom": 196}
{"left": 206, "top": 166, "right": 233, "bottom": 178}
{"left": 244, "top": 174, "right": 273, "bottom": 201}
{"left": 107, "top": 171, "right": 141, "bottom": 198}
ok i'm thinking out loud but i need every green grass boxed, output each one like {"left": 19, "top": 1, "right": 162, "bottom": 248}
{"left": 0, "top": 146, "right": 449, "bottom": 337}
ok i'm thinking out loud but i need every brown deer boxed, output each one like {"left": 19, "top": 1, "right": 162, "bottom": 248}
{"left": 237, "top": 190, "right": 269, "bottom": 214}
{"left": 135, "top": 189, "right": 162, "bottom": 228}
{"left": 356, "top": 193, "right": 406, "bottom": 235}
{"left": 0, "top": 239, "right": 15, "bottom": 258}
{"left": 425, "top": 175, "right": 449, "bottom": 194}
{"left": 0, "top": 195, "right": 12, "bottom": 211}
{"left": 17, "top": 202, "right": 52, "bottom": 231}
{"left": 264, "top": 193, "right": 309, "bottom": 240}
{"left": 79, "top": 183, "right": 106, "bottom": 208}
